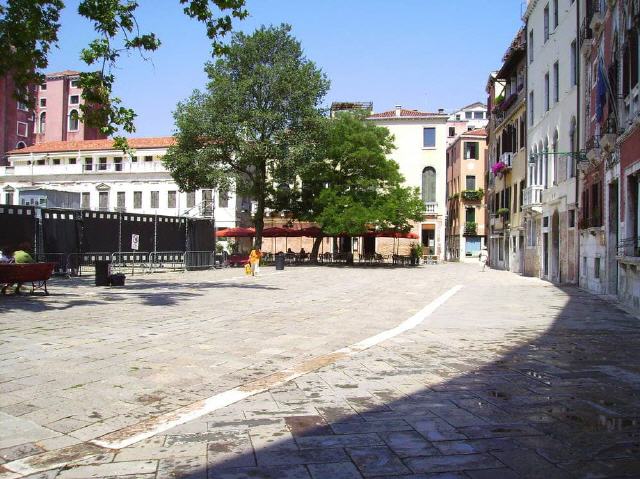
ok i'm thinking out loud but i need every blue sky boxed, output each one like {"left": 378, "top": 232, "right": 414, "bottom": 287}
{"left": 47, "top": 0, "right": 525, "bottom": 137}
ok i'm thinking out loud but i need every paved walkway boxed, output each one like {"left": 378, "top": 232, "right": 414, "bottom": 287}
{"left": 1, "top": 263, "right": 639, "bottom": 478}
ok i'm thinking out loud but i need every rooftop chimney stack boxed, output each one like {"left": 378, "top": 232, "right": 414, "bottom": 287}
{"left": 395, "top": 105, "right": 402, "bottom": 117}
{"left": 438, "top": 108, "right": 445, "bottom": 114}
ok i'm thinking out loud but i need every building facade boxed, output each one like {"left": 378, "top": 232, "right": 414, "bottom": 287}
{"left": 486, "top": 28, "right": 529, "bottom": 273}
{"left": 368, "top": 107, "right": 449, "bottom": 259}
{"left": 0, "top": 138, "right": 241, "bottom": 228}
{"left": 0, "top": 75, "right": 35, "bottom": 165}
{"left": 446, "top": 129, "right": 488, "bottom": 260}
{"left": 523, "top": 0, "right": 580, "bottom": 284}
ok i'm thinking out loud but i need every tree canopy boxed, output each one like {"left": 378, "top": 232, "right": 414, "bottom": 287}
{"left": 0, "top": 0, "right": 247, "bottom": 149}
{"left": 163, "top": 24, "right": 330, "bottom": 248}
{"left": 273, "top": 112, "right": 425, "bottom": 258}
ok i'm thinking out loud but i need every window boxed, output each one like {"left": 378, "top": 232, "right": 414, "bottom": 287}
{"left": 68, "top": 109, "right": 79, "bottom": 131}
{"left": 423, "top": 128, "right": 436, "bottom": 148}
{"left": 186, "top": 191, "right": 196, "bottom": 208}
{"left": 553, "top": 0, "right": 558, "bottom": 29}
{"left": 448, "top": 126, "right": 456, "bottom": 137}
{"left": 84, "top": 157, "right": 93, "bottom": 171}
{"left": 17, "top": 100, "right": 28, "bottom": 111}
{"left": 465, "top": 207, "right": 476, "bottom": 223}
{"left": 422, "top": 167, "right": 436, "bottom": 203}
{"left": 4, "top": 188, "right": 15, "bottom": 205}
{"left": 134, "top": 191, "right": 142, "bottom": 209}
{"left": 464, "top": 142, "right": 479, "bottom": 159}
{"left": 40, "top": 83, "right": 47, "bottom": 91}
{"left": 466, "top": 175, "right": 476, "bottom": 190}
{"left": 81, "top": 192, "right": 90, "bottom": 209}
{"left": 16, "top": 121, "right": 28, "bottom": 137}
{"left": 570, "top": 40, "right": 577, "bottom": 86}
{"left": 40, "top": 98, "right": 46, "bottom": 108}
{"left": 150, "top": 191, "right": 159, "bottom": 209}
{"left": 218, "top": 188, "right": 229, "bottom": 208}
{"left": 69, "top": 157, "right": 76, "bottom": 165}
{"left": 39, "top": 112, "right": 46, "bottom": 134}
{"left": 552, "top": 130, "right": 559, "bottom": 185}
{"left": 15, "top": 141, "right": 26, "bottom": 149}
{"left": 131, "top": 156, "right": 138, "bottom": 162}
{"left": 473, "top": 111, "right": 484, "bottom": 119}
{"left": 544, "top": 4, "right": 550, "bottom": 42}
{"left": 98, "top": 191, "right": 109, "bottom": 211}
{"left": 529, "top": 30, "right": 534, "bottom": 63}
{"left": 114, "top": 157, "right": 123, "bottom": 172}
{"left": 568, "top": 209, "right": 576, "bottom": 228}
{"left": 553, "top": 61, "right": 559, "bottom": 103}
{"left": 144, "top": 155, "right": 153, "bottom": 162}
{"left": 53, "top": 158, "right": 60, "bottom": 165}
{"left": 455, "top": 114, "right": 461, "bottom": 120}
{"left": 529, "top": 91, "right": 535, "bottom": 125}
{"left": 202, "top": 189, "right": 213, "bottom": 215}
{"left": 594, "top": 257, "right": 601, "bottom": 279}
{"left": 69, "top": 95, "right": 79, "bottom": 105}
{"left": 465, "top": 111, "right": 473, "bottom": 119}
{"left": 544, "top": 72, "right": 550, "bottom": 111}
{"left": 622, "top": 27, "right": 639, "bottom": 98}
{"left": 98, "top": 157, "right": 107, "bottom": 171}
{"left": 116, "top": 192, "right": 125, "bottom": 210}
{"left": 36, "top": 159, "right": 45, "bottom": 165}
{"left": 569, "top": 117, "right": 577, "bottom": 178}
{"left": 70, "top": 79, "right": 79, "bottom": 88}
{"left": 168, "top": 190, "right": 177, "bottom": 208}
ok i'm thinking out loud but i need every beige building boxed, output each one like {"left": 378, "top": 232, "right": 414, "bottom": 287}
{"left": 486, "top": 28, "right": 529, "bottom": 273}
{"left": 368, "top": 107, "right": 449, "bottom": 258}
{"left": 446, "top": 129, "right": 488, "bottom": 260}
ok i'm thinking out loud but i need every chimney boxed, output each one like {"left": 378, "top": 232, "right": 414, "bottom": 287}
{"left": 395, "top": 105, "right": 402, "bottom": 117}
{"left": 438, "top": 108, "right": 445, "bottom": 114}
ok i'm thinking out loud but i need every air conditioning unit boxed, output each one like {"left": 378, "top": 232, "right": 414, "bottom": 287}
{"left": 500, "top": 152, "right": 514, "bottom": 167}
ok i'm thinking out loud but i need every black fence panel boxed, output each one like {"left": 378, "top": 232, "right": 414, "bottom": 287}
{"left": 156, "top": 216, "right": 187, "bottom": 251}
{"left": 42, "top": 209, "right": 80, "bottom": 256}
{"left": 188, "top": 219, "right": 215, "bottom": 252}
{"left": 120, "top": 213, "right": 155, "bottom": 252}
{"left": 79, "top": 210, "right": 120, "bottom": 252}
{"left": 0, "top": 205, "right": 36, "bottom": 252}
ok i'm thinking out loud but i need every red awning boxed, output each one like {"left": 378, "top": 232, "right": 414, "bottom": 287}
{"left": 363, "top": 230, "right": 418, "bottom": 239}
{"left": 216, "top": 227, "right": 255, "bottom": 238}
{"left": 263, "top": 227, "right": 298, "bottom": 237}
{"left": 297, "top": 226, "right": 323, "bottom": 237}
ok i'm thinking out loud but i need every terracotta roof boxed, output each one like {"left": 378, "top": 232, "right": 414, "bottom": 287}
{"left": 7, "top": 137, "right": 175, "bottom": 155}
{"left": 368, "top": 109, "right": 447, "bottom": 119}
{"left": 462, "top": 128, "right": 487, "bottom": 137}
{"left": 45, "top": 70, "right": 80, "bottom": 78}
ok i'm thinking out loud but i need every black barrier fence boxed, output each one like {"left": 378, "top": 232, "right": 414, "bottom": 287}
{"left": 0, "top": 205, "right": 215, "bottom": 274}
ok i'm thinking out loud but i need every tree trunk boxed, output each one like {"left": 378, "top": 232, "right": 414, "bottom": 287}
{"left": 310, "top": 235, "right": 323, "bottom": 263}
{"left": 253, "top": 158, "right": 267, "bottom": 250}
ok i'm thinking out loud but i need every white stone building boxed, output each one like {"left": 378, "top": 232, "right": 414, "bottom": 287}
{"left": 523, "top": 0, "right": 580, "bottom": 284}
{"left": 368, "top": 106, "right": 449, "bottom": 258}
{"left": 0, "top": 137, "right": 242, "bottom": 228}
{"left": 448, "top": 102, "right": 489, "bottom": 132}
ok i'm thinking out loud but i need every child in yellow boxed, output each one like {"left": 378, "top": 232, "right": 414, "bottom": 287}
{"left": 249, "top": 249, "right": 261, "bottom": 276}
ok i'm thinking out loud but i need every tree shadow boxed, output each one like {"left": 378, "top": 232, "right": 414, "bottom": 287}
{"left": 145, "top": 284, "right": 640, "bottom": 478}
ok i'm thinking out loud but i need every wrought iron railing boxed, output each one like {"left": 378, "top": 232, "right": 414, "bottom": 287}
{"left": 618, "top": 237, "right": 640, "bottom": 257}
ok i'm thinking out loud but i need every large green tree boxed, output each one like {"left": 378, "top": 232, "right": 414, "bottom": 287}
{"left": 163, "top": 24, "right": 329, "bottom": 248}
{"left": 0, "top": 0, "right": 247, "bottom": 149}
{"left": 273, "top": 112, "right": 425, "bottom": 259}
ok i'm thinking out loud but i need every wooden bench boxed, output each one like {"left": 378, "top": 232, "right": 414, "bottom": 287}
{"left": 0, "top": 262, "right": 57, "bottom": 295}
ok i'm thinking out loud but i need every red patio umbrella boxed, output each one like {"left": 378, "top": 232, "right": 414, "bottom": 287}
{"left": 216, "top": 227, "right": 255, "bottom": 238}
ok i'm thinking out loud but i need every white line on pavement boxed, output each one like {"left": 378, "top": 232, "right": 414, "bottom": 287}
{"left": 3, "top": 284, "right": 462, "bottom": 477}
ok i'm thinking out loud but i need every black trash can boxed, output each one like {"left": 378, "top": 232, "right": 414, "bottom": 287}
{"left": 109, "top": 273, "right": 126, "bottom": 286}
{"left": 95, "top": 260, "right": 111, "bottom": 286}
{"left": 275, "top": 253, "right": 285, "bottom": 271}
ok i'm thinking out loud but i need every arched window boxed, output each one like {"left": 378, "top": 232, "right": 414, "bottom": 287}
{"left": 568, "top": 117, "right": 577, "bottom": 178}
{"left": 422, "top": 167, "right": 436, "bottom": 203}
{"left": 39, "top": 112, "right": 46, "bottom": 134}
{"left": 538, "top": 141, "right": 544, "bottom": 185}
{"left": 543, "top": 137, "right": 549, "bottom": 188}
{"left": 552, "top": 129, "right": 559, "bottom": 185}
{"left": 15, "top": 141, "right": 26, "bottom": 149}
{"left": 68, "top": 109, "right": 79, "bottom": 131}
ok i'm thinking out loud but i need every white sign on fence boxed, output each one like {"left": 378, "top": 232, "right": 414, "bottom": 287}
{"left": 131, "top": 234, "right": 140, "bottom": 251}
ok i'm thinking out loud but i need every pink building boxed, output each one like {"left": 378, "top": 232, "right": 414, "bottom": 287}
{"left": 34, "top": 70, "right": 106, "bottom": 144}
{"left": 0, "top": 74, "right": 35, "bottom": 165}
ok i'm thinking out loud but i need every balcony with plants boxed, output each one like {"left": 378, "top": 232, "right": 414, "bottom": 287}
{"left": 461, "top": 189, "right": 484, "bottom": 202}
{"left": 464, "top": 221, "right": 477, "bottom": 236}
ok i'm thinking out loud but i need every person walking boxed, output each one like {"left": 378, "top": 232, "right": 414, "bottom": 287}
{"left": 249, "top": 248, "right": 262, "bottom": 276}
{"left": 479, "top": 246, "right": 489, "bottom": 272}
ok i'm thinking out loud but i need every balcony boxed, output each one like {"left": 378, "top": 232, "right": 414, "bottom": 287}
{"left": 523, "top": 185, "right": 543, "bottom": 209}
{"left": 424, "top": 202, "right": 438, "bottom": 214}
{"left": 580, "top": 18, "right": 593, "bottom": 54}
{"left": 600, "top": 116, "right": 618, "bottom": 149}
{"left": 585, "top": 134, "right": 600, "bottom": 162}
{"left": 461, "top": 189, "right": 484, "bottom": 202}
{"left": 589, "top": 0, "right": 604, "bottom": 32}
{"left": 464, "top": 222, "right": 477, "bottom": 236}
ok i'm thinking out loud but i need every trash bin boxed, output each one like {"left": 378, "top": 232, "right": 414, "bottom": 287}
{"left": 275, "top": 253, "right": 285, "bottom": 271}
{"left": 95, "top": 260, "right": 111, "bottom": 286}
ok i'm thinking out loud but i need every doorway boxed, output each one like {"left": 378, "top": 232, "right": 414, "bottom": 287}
{"left": 422, "top": 225, "right": 435, "bottom": 255}
{"left": 552, "top": 210, "right": 560, "bottom": 282}
{"left": 543, "top": 232, "right": 549, "bottom": 277}
{"left": 608, "top": 182, "right": 619, "bottom": 294}
{"left": 363, "top": 236, "right": 375, "bottom": 255}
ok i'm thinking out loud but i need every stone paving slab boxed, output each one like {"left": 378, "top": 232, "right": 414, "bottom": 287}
{"left": 1, "top": 263, "right": 640, "bottom": 478}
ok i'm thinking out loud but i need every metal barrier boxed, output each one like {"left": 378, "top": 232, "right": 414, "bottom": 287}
{"left": 184, "top": 251, "right": 216, "bottom": 270}
{"left": 111, "top": 252, "right": 152, "bottom": 276}
{"left": 36, "top": 253, "right": 69, "bottom": 276}
{"left": 66, "top": 252, "right": 113, "bottom": 276}
{"left": 149, "top": 251, "right": 186, "bottom": 273}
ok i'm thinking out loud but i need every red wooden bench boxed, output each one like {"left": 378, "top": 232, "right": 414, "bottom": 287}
{"left": 0, "top": 262, "right": 57, "bottom": 295}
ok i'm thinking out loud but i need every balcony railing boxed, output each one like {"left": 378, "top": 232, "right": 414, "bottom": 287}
{"left": 424, "top": 202, "right": 438, "bottom": 214}
{"left": 523, "top": 185, "right": 543, "bottom": 208}
{"left": 580, "top": 18, "right": 593, "bottom": 50}
{"left": 461, "top": 189, "right": 484, "bottom": 202}
{"left": 464, "top": 222, "right": 477, "bottom": 236}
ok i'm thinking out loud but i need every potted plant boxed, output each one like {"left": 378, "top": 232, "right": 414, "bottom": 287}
{"left": 410, "top": 243, "right": 424, "bottom": 265}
